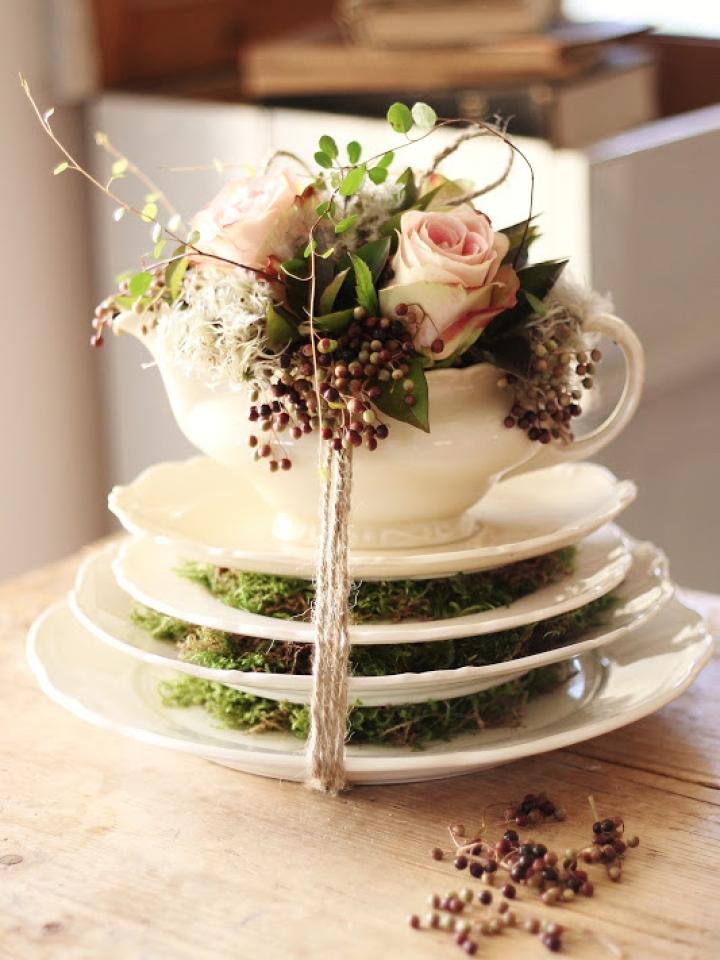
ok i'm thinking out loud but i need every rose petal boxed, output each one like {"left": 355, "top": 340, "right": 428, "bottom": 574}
{"left": 393, "top": 207, "right": 507, "bottom": 288}
{"left": 379, "top": 265, "right": 519, "bottom": 360}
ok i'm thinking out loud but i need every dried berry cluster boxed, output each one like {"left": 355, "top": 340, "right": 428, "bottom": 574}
{"left": 247, "top": 308, "right": 429, "bottom": 470}
{"left": 500, "top": 315, "right": 604, "bottom": 446}
{"left": 91, "top": 265, "right": 167, "bottom": 347}
{"left": 409, "top": 795, "right": 640, "bottom": 954}
{"left": 503, "top": 791, "right": 567, "bottom": 827}
{"left": 408, "top": 880, "right": 566, "bottom": 954}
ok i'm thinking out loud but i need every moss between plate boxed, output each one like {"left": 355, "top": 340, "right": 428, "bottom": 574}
{"left": 133, "top": 593, "right": 616, "bottom": 677}
{"left": 140, "top": 593, "right": 616, "bottom": 749}
{"left": 158, "top": 663, "right": 572, "bottom": 749}
{"left": 177, "top": 547, "right": 577, "bottom": 623}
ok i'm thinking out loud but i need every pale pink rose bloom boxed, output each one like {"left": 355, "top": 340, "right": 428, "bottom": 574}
{"left": 394, "top": 206, "right": 507, "bottom": 287}
{"left": 191, "top": 168, "right": 302, "bottom": 271}
{"left": 379, "top": 205, "right": 519, "bottom": 360}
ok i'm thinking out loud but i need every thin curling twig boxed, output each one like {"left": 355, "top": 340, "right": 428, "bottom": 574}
{"left": 20, "top": 74, "right": 276, "bottom": 283}
{"left": 94, "top": 131, "right": 180, "bottom": 220}
{"left": 430, "top": 118, "right": 535, "bottom": 270}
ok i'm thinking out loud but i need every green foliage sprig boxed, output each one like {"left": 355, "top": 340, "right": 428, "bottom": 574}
{"left": 20, "top": 75, "right": 277, "bottom": 331}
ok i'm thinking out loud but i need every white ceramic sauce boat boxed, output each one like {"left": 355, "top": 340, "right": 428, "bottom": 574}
{"left": 122, "top": 312, "right": 644, "bottom": 549}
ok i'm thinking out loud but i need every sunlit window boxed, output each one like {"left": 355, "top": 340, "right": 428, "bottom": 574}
{"left": 564, "top": 0, "right": 720, "bottom": 37}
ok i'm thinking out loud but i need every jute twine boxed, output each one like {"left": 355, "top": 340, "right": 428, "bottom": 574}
{"left": 306, "top": 442, "right": 354, "bottom": 794}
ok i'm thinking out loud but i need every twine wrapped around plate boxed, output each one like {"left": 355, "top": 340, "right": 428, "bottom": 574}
{"left": 306, "top": 443, "right": 354, "bottom": 794}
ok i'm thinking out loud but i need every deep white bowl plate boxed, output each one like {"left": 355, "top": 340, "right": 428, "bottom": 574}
{"left": 111, "top": 524, "right": 632, "bottom": 644}
{"left": 108, "top": 458, "right": 636, "bottom": 579}
{"left": 70, "top": 537, "right": 671, "bottom": 705}
{"left": 28, "top": 591, "right": 710, "bottom": 784}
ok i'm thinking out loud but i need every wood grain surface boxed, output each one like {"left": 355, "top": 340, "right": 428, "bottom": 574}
{"left": 1, "top": 543, "right": 718, "bottom": 960}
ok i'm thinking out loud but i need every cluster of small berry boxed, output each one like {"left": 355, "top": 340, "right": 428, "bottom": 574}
{"left": 247, "top": 308, "right": 430, "bottom": 469}
{"left": 407, "top": 794, "right": 640, "bottom": 954}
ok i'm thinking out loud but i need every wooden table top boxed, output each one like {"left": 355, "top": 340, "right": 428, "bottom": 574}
{"left": 1, "top": 543, "right": 718, "bottom": 960}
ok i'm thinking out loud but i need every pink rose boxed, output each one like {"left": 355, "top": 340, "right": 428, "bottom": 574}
{"left": 379, "top": 205, "right": 519, "bottom": 360}
{"left": 191, "top": 168, "right": 304, "bottom": 271}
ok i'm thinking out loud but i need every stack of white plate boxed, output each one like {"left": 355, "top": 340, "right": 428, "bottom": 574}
{"left": 28, "top": 458, "right": 712, "bottom": 785}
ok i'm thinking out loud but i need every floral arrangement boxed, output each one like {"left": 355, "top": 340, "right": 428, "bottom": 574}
{"left": 24, "top": 84, "right": 603, "bottom": 472}
{"left": 23, "top": 84, "right": 631, "bottom": 793}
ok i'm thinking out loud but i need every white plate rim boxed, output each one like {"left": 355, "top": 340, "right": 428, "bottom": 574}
{"left": 69, "top": 538, "right": 673, "bottom": 707}
{"left": 108, "top": 458, "right": 637, "bottom": 578}
{"left": 30, "top": 590, "right": 710, "bottom": 780}
{"left": 110, "top": 525, "right": 634, "bottom": 644}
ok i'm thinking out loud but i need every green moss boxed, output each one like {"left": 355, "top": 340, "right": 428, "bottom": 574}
{"left": 178, "top": 547, "right": 576, "bottom": 624}
{"left": 159, "top": 662, "right": 570, "bottom": 749}
{"left": 133, "top": 592, "right": 615, "bottom": 677}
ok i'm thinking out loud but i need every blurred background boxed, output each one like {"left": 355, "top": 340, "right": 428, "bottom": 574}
{"left": 2, "top": 0, "right": 719, "bottom": 587}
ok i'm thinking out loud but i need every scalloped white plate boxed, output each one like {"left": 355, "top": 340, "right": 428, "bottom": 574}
{"left": 69, "top": 538, "right": 671, "bottom": 706}
{"left": 112, "top": 525, "right": 631, "bottom": 644}
{"left": 28, "top": 594, "right": 711, "bottom": 784}
{"left": 108, "top": 458, "right": 636, "bottom": 579}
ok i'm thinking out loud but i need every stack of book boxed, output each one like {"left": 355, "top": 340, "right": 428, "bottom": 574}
{"left": 239, "top": 17, "right": 656, "bottom": 148}
{"left": 340, "top": 0, "right": 564, "bottom": 48}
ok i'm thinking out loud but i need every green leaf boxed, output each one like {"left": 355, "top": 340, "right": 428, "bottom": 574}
{"left": 474, "top": 338, "right": 533, "bottom": 378}
{"left": 524, "top": 291, "right": 547, "bottom": 316}
{"left": 319, "top": 135, "right": 338, "bottom": 159}
{"left": 165, "top": 251, "right": 189, "bottom": 302}
{"left": 346, "top": 141, "right": 362, "bottom": 163}
{"left": 266, "top": 304, "right": 299, "bottom": 350}
{"left": 337, "top": 236, "right": 390, "bottom": 283}
{"left": 519, "top": 259, "right": 568, "bottom": 299}
{"left": 483, "top": 259, "right": 567, "bottom": 343}
{"left": 318, "top": 268, "right": 351, "bottom": 314}
{"left": 303, "top": 238, "right": 317, "bottom": 258}
{"left": 377, "top": 151, "right": 394, "bottom": 168}
{"left": 375, "top": 358, "right": 429, "bottom": 432}
{"left": 312, "top": 307, "right": 355, "bottom": 333}
{"left": 115, "top": 294, "right": 150, "bottom": 311}
{"left": 378, "top": 178, "right": 443, "bottom": 240}
{"left": 334, "top": 214, "right": 358, "bottom": 234}
{"left": 111, "top": 158, "right": 129, "bottom": 177}
{"left": 316, "top": 200, "right": 335, "bottom": 216}
{"left": 378, "top": 168, "right": 421, "bottom": 236}
{"left": 129, "top": 271, "right": 152, "bottom": 299}
{"left": 411, "top": 102, "right": 437, "bottom": 129}
{"left": 387, "top": 102, "right": 413, "bottom": 134}
{"left": 415, "top": 182, "right": 448, "bottom": 211}
{"left": 339, "top": 164, "right": 366, "bottom": 197}
{"left": 281, "top": 257, "right": 311, "bottom": 315}
{"left": 281, "top": 257, "right": 309, "bottom": 281}
{"left": 53, "top": 161, "right": 69, "bottom": 175}
{"left": 349, "top": 253, "right": 378, "bottom": 316}
{"left": 141, "top": 201, "right": 158, "bottom": 223}
{"left": 396, "top": 167, "right": 418, "bottom": 208}
{"left": 314, "top": 151, "right": 333, "bottom": 169}
{"left": 153, "top": 238, "right": 167, "bottom": 259}
{"left": 368, "top": 166, "right": 388, "bottom": 185}
{"left": 501, "top": 219, "right": 541, "bottom": 268}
